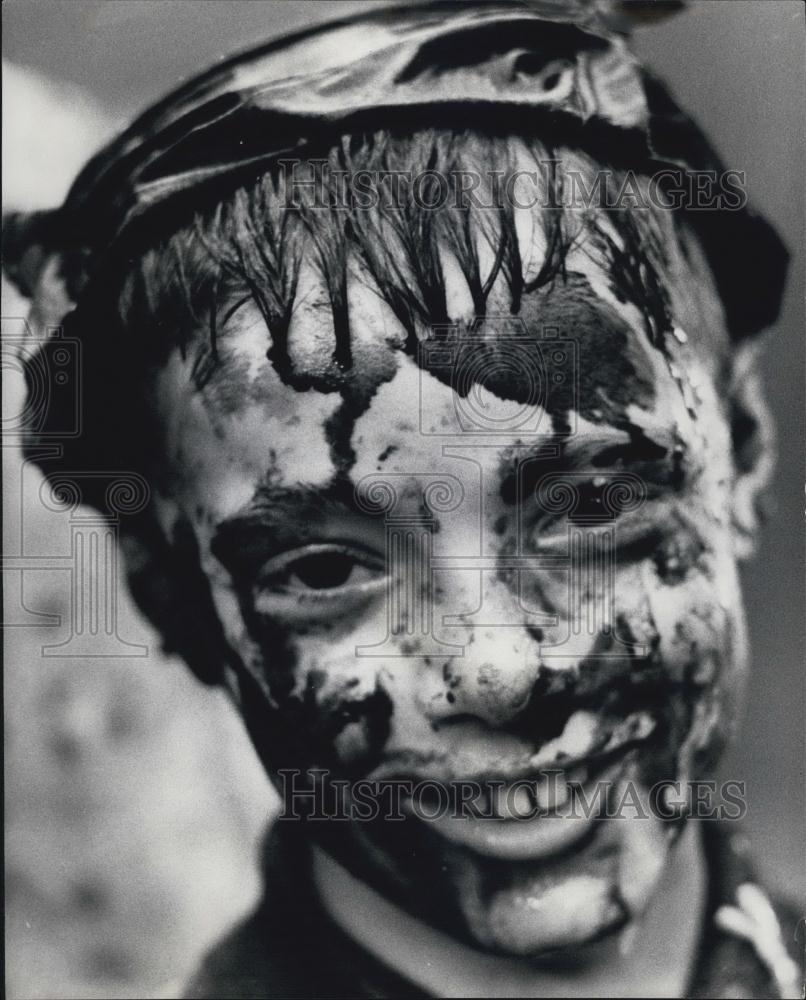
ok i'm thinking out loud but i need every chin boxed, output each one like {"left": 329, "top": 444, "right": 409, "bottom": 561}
{"left": 454, "top": 814, "right": 669, "bottom": 957}
{"left": 311, "top": 733, "right": 705, "bottom": 959}
{"left": 466, "top": 878, "right": 629, "bottom": 957}
{"left": 328, "top": 791, "right": 673, "bottom": 960}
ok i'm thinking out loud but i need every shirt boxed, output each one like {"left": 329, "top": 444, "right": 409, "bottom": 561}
{"left": 185, "top": 821, "right": 803, "bottom": 999}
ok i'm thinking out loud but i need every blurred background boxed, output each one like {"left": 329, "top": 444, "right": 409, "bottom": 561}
{"left": 3, "top": 2, "right": 804, "bottom": 997}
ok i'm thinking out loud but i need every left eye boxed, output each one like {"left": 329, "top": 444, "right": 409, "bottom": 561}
{"left": 275, "top": 550, "right": 373, "bottom": 591}
{"left": 252, "top": 543, "right": 386, "bottom": 623}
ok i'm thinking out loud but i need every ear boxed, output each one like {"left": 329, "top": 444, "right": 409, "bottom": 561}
{"left": 727, "top": 341, "right": 775, "bottom": 560}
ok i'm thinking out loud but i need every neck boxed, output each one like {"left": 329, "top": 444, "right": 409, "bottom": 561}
{"left": 312, "top": 822, "right": 707, "bottom": 998}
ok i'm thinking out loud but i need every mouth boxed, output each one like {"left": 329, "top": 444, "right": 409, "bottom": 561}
{"left": 407, "top": 747, "right": 640, "bottom": 862}
{"left": 395, "top": 713, "right": 659, "bottom": 863}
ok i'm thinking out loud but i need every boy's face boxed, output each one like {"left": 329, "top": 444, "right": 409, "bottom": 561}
{"left": 146, "top": 180, "right": 752, "bottom": 956}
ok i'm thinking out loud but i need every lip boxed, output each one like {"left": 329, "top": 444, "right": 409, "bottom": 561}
{"left": 402, "top": 748, "right": 638, "bottom": 863}
{"left": 371, "top": 709, "right": 658, "bottom": 786}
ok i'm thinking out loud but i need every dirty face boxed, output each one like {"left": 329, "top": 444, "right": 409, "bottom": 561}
{"left": 143, "top": 162, "right": 761, "bottom": 957}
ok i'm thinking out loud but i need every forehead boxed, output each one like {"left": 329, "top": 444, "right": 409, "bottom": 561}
{"left": 152, "top": 194, "right": 729, "bottom": 521}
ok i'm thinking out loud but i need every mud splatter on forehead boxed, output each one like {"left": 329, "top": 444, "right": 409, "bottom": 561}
{"left": 200, "top": 275, "right": 690, "bottom": 494}
{"left": 140, "top": 133, "right": 736, "bottom": 500}
{"left": 411, "top": 271, "right": 659, "bottom": 427}
{"left": 120, "top": 141, "right": 568, "bottom": 341}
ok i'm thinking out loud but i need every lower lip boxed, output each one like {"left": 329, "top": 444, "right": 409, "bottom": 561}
{"left": 411, "top": 760, "right": 627, "bottom": 862}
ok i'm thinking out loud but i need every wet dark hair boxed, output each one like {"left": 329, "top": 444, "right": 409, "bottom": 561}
{"left": 107, "top": 125, "right": 691, "bottom": 391}
{"left": 117, "top": 128, "right": 564, "bottom": 384}
{"left": 41, "top": 127, "right": 690, "bottom": 469}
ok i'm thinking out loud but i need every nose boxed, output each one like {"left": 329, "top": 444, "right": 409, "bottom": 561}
{"left": 422, "top": 644, "right": 538, "bottom": 729}
{"left": 415, "top": 571, "right": 560, "bottom": 729}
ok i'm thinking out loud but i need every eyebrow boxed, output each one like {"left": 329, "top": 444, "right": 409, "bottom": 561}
{"left": 509, "top": 425, "right": 674, "bottom": 467}
{"left": 212, "top": 422, "right": 688, "bottom": 569}
{"left": 500, "top": 424, "right": 686, "bottom": 504}
{"left": 566, "top": 427, "right": 676, "bottom": 470}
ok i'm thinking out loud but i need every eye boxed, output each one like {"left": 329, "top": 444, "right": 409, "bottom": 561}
{"left": 569, "top": 480, "right": 608, "bottom": 520}
{"left": 530, "top": 475, "right": 660, "bottom": 557}
{"left": 274, "top": 549, "right": 373, "bottom": 591}
{"left": 531, "top": 478, "right": 610, "bottom": 544}
{"left": 252, "top": 543, "right": 386, "bottom": 623}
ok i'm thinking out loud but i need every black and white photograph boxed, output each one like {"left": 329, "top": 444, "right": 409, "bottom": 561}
{"left": 2, "top": 2, "right": 804, "bottom": 997}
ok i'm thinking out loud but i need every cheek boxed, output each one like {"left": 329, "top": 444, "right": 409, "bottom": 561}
{"left": 640, "top": 541, "right": 745, "bottom": 683}
{"left": 217, "top": 594, "right": 397, "bottom": 772}
{"left": 277, "top": 632, "right": 397, "bottom": 774}
{"left": 612, "top": 535, "right": 747, "bottom": 779}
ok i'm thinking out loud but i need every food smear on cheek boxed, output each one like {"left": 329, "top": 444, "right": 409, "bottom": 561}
{"left": 211, "top": 590, "right": 396, "bottom": 779}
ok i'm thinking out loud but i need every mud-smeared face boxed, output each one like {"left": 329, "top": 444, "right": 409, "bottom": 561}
{"left": 146, "top": 183, "right": 758, "bottom": 957}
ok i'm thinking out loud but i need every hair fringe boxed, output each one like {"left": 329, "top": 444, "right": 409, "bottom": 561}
{"left": 120, "top": 129, "right": 670, "bottom": 375}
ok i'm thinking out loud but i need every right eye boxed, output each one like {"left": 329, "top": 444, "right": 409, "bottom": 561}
{"left": 269, "top": 549, "right": 374, "bottom": 591}
{"left": 252, "top": 542, "right": 387, "bottom": 623}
